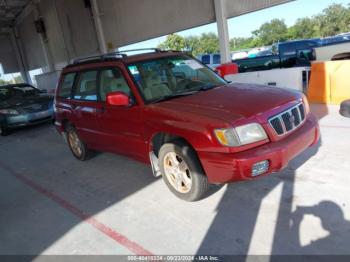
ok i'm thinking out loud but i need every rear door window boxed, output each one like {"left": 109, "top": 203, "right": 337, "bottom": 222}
{"left": 58, "top": 73, "right": 76, "bottom": 98}
{"left": 213, "top": 54, "right": 221, "bottom": 64}
{"left": 201, "top": 55, "right": 210, "bottom": 65}
{"left": 74, "top": 71, "right": 98, "bottom": 101}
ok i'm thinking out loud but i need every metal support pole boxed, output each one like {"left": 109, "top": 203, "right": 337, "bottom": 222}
{"left": 32, "top": 4, "right": 55, "bottom": 73}
{"left": 91, "top": 0, "right": 107, "bottom": 54}
{"left": 214, "top": 0, "right": 231, "bottom": 64}
{"left": 10, "top": 28, "right": 31, "bottom": 84}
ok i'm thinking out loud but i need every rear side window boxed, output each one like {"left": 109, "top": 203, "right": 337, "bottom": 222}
{"left": 201, "top": 55, "right": 210, "bottom": 64}
{"left": 213, "top": 54, "right": 221, "bottom": 64}
{"left": 74, "top": 71, "right": 98, "bottom": 101}
{"left": 58, "top": 73, "right": 76, "bottom": 98}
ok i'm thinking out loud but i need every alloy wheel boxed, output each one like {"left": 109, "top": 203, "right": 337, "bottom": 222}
{"left": 163, "top": 152, "right": 192, "bottom": 193}
{"left": 68, "top": 130, "right": 83, "bottom": 157}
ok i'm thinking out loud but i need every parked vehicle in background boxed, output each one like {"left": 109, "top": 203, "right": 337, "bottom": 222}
{"left": 234, "top": 39, "right": 321, "bottom": 73}
{"left": 247, "top": 47, "right": 271, "bottom": 58}
{"left": 231, "top": 51, "right": 248, "bottom": 60}
{"left": 313, "top": 42, "right": 350, "bottom": 62}
{"left": 54, "top": 49, "right": 319, "bottom": 201}
{"left": 197, "top": 53, "right": 221, "bottom": 69}
{"left": 256, "top": 49, "right": 273, "bottom": 57}
{"left": 320, "top": 33, "right": 350, "bottom": 45}
{"left": 0, "top": 83, "right": 54, "bottom": 136}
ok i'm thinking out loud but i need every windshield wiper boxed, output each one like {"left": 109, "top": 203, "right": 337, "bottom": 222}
{"left": 149, "top": 84, "right": 220, "bottom": 104}
{"left": 197, "top": 84, "right": 220, "bottom": 91}
{"left": 149, "top": 90, "right": 198, "bottom": 104}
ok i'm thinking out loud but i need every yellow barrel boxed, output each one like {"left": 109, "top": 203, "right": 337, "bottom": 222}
{"left": 308, "top": 61, "right": 350, "bottom": 104}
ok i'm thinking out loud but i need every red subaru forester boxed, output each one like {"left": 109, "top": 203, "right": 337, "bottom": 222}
{"left": 54, "top": 49, "right": 319, "bottom": 201}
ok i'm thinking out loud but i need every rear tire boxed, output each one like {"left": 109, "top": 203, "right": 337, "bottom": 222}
{"left": 159, "top": 140, "right": 209, "bottom": 201}
{"left": 66, "top": 125, "right": 92, "bottom": 161}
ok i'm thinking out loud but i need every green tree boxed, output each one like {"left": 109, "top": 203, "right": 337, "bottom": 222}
{"left": 230, "top": 37, "right": 256, "bottom": 50}
{"left": 0, "top": 79, "right": 10, "bottom": 85}
{"left": 184, "top": 36, "right": 200, "bottom": 55}
{"left": 317, "top": 4, "right": 350, "bottom": 37}
{"left": 196, "top": 32, "right": 219, "bottom": 54}
{"left": 158, "top": 34, "right": 186, "bottom": 51}
{"left": 158, "top": 3, "right": 350, "bottom": 55}
{"left": 14, "top": 75, "right": 24, "bottom": 84}
{"left": 288, "top": 17, "right": 321, "bottom": 40}
{"left": 252, "top": 19, "right": 288, "bottom": 45}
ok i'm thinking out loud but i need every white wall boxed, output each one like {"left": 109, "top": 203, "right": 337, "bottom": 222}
{"left": 39, "top": 0, "right": 69, "bottom": 68}
{"left": 12, "top": 0, "right": 100, "bottom": 73}
{"left": 226, "top": 67, "right": 311, "bottom": 92}
{"left": 53, "top": 0, "right": 99, "bottom": 59}
{"left": 16, "top": 12, "right": 46, "bottom": 70}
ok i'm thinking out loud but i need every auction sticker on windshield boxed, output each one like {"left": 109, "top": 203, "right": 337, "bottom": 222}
{"left": 183, "top": 60, "right": 204, "bottom": 70}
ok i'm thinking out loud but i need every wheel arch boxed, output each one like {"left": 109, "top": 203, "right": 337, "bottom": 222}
{"left": 150, "top": 132, "right": 194, "bottom": 157}
{"left": 61, "top": 119, "right": 72, "bottom": 131}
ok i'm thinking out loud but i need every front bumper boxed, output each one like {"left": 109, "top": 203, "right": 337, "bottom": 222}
{"left": 2, "top": 109, "right": 54, "bottom": 129}
{"left": 198, "top": 113, "right": 320, "bottom": 184}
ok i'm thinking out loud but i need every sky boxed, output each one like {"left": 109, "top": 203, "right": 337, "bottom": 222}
{"left": 120, "top": 0, "right": 350, "bottom": 50}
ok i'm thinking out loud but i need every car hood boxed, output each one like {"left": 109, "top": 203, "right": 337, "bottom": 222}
{"left": 151, "top": 83, "right": 301, "bottom": 123}
{"left": 0, "top": 95, "right": 53, "bottom": 110}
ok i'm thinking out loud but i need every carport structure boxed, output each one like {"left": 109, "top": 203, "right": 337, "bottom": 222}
{"left": 0, "top": 0, "right": 292, "bottom": 88}
{"left": 2, "top": 0, "right": 350, "bottom": 259}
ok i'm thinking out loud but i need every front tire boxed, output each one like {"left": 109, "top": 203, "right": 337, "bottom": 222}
{"left": 66, "top": 125, "right": 92, "bottom": 161}
{"left": 0, "top": 126, "right": 9, "bottom": 136}
{"left": 159, "top": 140, "right": 209, "bottom": 201}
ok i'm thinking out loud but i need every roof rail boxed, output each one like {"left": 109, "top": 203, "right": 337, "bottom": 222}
{"left": 117, "top": 48, "right": 162, "bottom": 53}
{"left": 71, "top": 48, "right": 163, "bottom": 65}
{"left": 72, "top": 52, "right": 126, "bottom": 64}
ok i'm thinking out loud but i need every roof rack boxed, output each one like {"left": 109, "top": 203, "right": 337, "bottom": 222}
{"left": 72, "top": 52, "right": 125, "bottom": 64}
{"left": 117, "top": 48, "right": 162, "bottom": 53}
{"left": 72, "top": 48, "right": 163, "bottom": 65}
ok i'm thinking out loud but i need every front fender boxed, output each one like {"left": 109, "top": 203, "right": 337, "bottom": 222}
{"left": 145, "top": 119, "right": 215, "bottom": 152}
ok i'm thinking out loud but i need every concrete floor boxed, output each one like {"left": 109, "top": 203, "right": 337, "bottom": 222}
{"left": 0, "top": 104, "right": 349, "bottom": 256}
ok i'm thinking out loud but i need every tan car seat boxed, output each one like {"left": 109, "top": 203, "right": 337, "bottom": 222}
{"left": 143, "top": 71, "right": 171, "bottom": 100}
{"left": 100, "top": 77, "right": 130, "bottom": 101}
{"left": 83, "top": 80, "right": 97, "bottom": 100}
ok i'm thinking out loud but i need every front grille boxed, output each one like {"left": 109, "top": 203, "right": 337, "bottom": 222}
{"left": 269, "top": 103, "right": 306, "bottom": 136}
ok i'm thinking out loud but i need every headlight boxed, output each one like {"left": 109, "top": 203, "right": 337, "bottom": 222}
{"left": 0, "top": 109, "right": 19, "bottom": 115}
{"left": 215, "top": 123, "right": 268, "bottom": 147}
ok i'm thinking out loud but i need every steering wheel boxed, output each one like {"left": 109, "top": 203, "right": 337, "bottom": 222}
{"left": 177, "top": 79, "right": 207, "bottom": 90}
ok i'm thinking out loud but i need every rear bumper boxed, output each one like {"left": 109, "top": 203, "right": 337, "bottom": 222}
{"left": 198, "top": 113, "right": 320, "bottom": 184}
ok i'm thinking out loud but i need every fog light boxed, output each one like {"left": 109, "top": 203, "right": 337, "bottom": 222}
{"left": 252, "top": 160, "right": 269, "bottom": 177}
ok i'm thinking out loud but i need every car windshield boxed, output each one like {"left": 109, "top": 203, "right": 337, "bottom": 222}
{"left": 0, "top": 85, "right": 40, "bottom": 103}
{"left": 257, "top": 50, "right": 273, "bottom": 57}
{"left": 128, "top": 56, "right": 227, "bottom": 103}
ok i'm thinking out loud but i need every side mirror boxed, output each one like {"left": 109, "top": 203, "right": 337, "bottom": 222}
{"left": 106, "top": 91, "right": 131, "bottom": 107}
